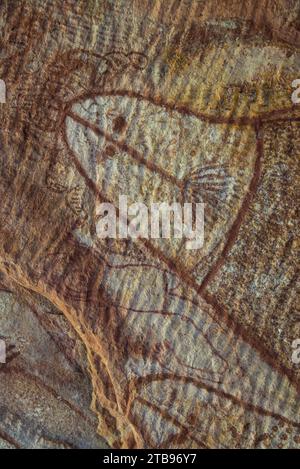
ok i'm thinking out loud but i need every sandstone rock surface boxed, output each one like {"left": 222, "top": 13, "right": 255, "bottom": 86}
{"left": 0, "top": 0, "right": 299, "bottom": 448}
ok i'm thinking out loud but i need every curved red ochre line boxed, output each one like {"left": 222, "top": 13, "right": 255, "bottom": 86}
{"left": 62, "top": 90, "right": 300, "bottom": 394}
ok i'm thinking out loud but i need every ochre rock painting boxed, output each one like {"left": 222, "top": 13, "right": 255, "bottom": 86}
{"left": 0, "top": 0, "right": 300, "bottom": 449}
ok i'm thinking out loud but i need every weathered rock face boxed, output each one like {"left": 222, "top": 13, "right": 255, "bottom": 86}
{"left": 0, "top": 274, "right": 108, "bottom": 448}
{"left": 0, "top": 0, "right": 300, "bottom": 449}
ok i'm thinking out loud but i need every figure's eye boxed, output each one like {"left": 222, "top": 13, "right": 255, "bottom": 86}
{"left": 104, "top": 144, "right": 117, "bottom": 158}
{"left": 112, "top": 115, "right": 127, "bottom": 133}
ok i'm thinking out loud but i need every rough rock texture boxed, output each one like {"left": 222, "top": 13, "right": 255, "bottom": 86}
{"left": 0, "top": 274, "right": 108, "bottom": 448}
{"left": 0, "top": 0, "right": 300, "bottom": 448}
